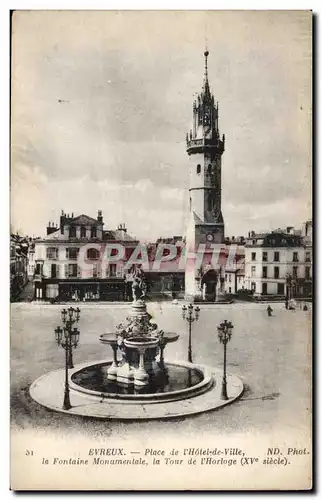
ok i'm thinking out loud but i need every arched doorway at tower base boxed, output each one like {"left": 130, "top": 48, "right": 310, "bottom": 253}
{"left": 201, "top": 269, "right": 218, "bottom": 302}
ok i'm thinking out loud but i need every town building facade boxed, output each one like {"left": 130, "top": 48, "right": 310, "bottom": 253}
{"left": 223, "top": 237, "right": 246, "bottom": 295}
{"left": 33, "top": 210, "right": 139, "bottom": 301}
{"left": 244, "top": 223, "right": 312, "bottom": 299}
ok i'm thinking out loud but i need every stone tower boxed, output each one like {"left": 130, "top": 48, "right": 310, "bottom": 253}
{"left": 185, "top": 50, "right": 225, "bottom": 300}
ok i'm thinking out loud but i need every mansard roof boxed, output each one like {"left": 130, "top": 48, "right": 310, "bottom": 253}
{"left": 43, "top": 229, "right": 60, "bottom": 240}
{"left": 245, "top": 231, "right": 305, "bottom": 248}
{"left": 103, "top": 230, "right": 137, "bottom": 242}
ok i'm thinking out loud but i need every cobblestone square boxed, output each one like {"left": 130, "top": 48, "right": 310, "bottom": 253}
{"left": 10, "top": 302, "right": 311, "bottom": 439}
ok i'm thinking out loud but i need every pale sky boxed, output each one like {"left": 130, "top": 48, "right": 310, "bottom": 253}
{"left": 11, "top": 10, "right": 312, "bottom": 240}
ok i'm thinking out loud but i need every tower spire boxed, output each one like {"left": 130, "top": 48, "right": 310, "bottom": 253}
{"left": 203, "top": 49, "right": 210, "bottom": 95}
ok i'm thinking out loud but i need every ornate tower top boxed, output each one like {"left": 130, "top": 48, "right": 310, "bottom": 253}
{"left": 186, "top": 50, "right": 225, "bottom": 155}
{"left": 203, "top": 50, "right": 210, "bottom": 96}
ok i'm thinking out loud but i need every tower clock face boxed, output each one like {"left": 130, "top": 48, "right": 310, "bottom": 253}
{"left": 206, "top": 233, "right": 214, "bottom": 242}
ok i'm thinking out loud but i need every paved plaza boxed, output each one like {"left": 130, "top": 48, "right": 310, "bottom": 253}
{"left": 11, "top": 302, "right": 311, "bottom": 439}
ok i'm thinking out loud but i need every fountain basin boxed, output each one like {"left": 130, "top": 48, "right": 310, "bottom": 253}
{"left": 69, "top": 360, "right": 214, "bottom": 403}
{"left": 124, "top": 336, "right": 159, "bottom": 349}
{"left": 99, "top": 332, "right": 179, "bottom": 347}
{"left": 99, "top": 332, "right": 118, "bottom": 346}
{"left": 161, "top": 332, "right": 180, "bottom": 344}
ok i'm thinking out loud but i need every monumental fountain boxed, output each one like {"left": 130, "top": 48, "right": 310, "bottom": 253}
{"left": 30, "top": 276, "right": 244, "bottom": 419}
{"left": 70, "top": 277, "right": 212, "bottom": 400}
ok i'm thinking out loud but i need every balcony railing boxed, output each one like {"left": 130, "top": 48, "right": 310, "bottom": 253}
{"left": 187, "top": 138, "right": 203, "bottom": 147}
{"left": 186, "top": 137, "right": 225, "bottom": 152}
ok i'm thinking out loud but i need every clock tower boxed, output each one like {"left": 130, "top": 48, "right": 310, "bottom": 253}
{"left": 185, "top": 50, "right": 225, "bottom": 300}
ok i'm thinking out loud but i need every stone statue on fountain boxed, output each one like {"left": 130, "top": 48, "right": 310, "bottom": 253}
{"left": 100, "top": 265, "right": 179, "bottom": 389}
{"left": 131, "top": 266, "right": 147, "bottom": 302}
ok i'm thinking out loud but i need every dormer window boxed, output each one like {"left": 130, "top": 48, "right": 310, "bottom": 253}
{"left": 91, "top": 226, "right": 97, "bottom": 238}
{"left": 69, "top": 226, "right": 76, "bottom": 238}
{"left": 197, "top": 164, "right": 201, "bottom": 175}
{"left": 80, "top": 227, "right": 86, "bottom": 238}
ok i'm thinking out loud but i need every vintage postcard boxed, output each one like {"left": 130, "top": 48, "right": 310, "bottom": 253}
{"left": 10, "top": 10, "right": 312, "bottom": 491}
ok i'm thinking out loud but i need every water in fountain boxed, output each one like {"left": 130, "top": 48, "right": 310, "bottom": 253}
{"left": 71, "top": 362, "right": 203, "bottom": 395}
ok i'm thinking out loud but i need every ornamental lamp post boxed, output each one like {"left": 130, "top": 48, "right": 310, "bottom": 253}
{"left": 55, "top": 308, "right": 81, "bottom": 410}
{"left": 54, "top": 325, "right": 71, "bottom": 410}
{"left": 182, "top": 303, "right": 200, "bottom": 363}
{"left": 60, "top": 307, "right": 81, "bottom": 368}
{"left": 61, "top": 308, "right": 67, "bottom": 323}
{"left": 217, "top": 320, "right": 234, "bottom": 400}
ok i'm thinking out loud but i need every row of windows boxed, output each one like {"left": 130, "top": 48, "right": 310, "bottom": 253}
{"left": 251, "top": 251, "right": 311, "bottom": 263}
{"left": 250, "top": 265, "right": 310, "bottom": 279}
{"left": 61, "top": 226, "right": 98, "bottom": 238}
{"left": 39, "top": 263, "right": 119, "bottom": 279}
{"left": 249, "top": 237, "right": 301, "bottom": 246}
{"left": 46, "top": 247, "right": 102, "bottom": 260}
{"left": 45, "top": 247, "right": 178, "bottom": 261}
{"left": 250, "top": 282, "right": 285, "bottom": 294}
{"left": 225, "top": 275, "right": 244, "bottom": 283}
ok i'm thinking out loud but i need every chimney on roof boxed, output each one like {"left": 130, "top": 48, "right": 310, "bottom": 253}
{"left": 118, "top": 223, "right": 127, "bottom": 233}
{"left": 71, "top": 212, "right": 74, "bottom": 218}
{"left": 97, "top": 210, "right": 103, "bottom": 224}
{"left": 60, "top": 211, "right": 66, "bottom": 228}
{"left": 46, "top": 221, "right": 57, "bottom": 236}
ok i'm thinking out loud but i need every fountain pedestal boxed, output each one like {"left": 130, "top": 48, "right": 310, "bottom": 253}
{"left": 124, "top": 337, "right": 159, "bottom": 386}
{"left": 99, "top": 299, "right": 179, "bottom": 389}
